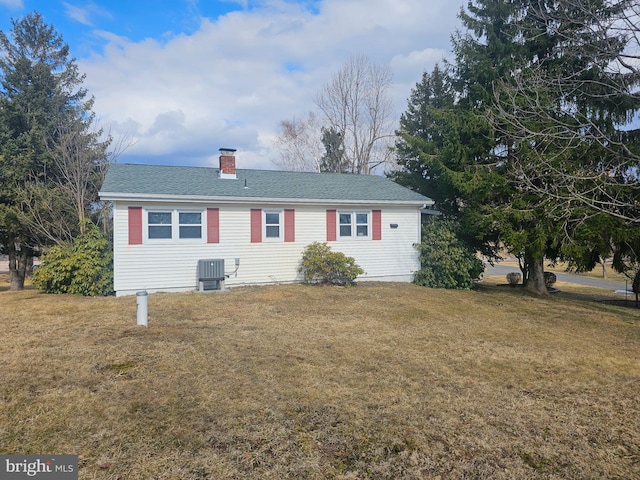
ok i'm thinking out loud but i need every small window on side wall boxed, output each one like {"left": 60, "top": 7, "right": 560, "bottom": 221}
{"left": 148, "top": 211, "right": 172, "bottom": 239}
{"left": 265, "top": 211, "right": 281, "bottom": 239}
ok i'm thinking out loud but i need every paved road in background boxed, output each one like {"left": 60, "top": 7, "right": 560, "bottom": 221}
{"left": 483, "top": 263, "right": 631, "bottom": 292}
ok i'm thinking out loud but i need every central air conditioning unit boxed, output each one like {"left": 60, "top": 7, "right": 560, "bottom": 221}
{"left": 197, "top": 259, "right": 226, "bottom": 291}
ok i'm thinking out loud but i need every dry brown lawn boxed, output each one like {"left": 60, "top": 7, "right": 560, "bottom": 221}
{"left": 1, "top": 274, "right": 639, "bottom": 479}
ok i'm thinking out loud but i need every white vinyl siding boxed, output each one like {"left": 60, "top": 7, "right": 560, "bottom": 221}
{"left": 112, "top": 202, "right": 422, "bottom": 296}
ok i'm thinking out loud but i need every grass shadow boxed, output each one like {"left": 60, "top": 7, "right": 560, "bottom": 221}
{"left": 480, "top": 275, "right": 640, "bottom": 321}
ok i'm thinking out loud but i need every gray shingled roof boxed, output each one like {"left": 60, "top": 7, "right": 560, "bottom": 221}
{"left": 99, "top": 163, "right": 432, "bottom": 204}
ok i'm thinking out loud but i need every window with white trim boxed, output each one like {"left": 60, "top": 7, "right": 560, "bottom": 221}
{"left": 146, "top": 209, "right": 203, "bottom": 240}
{"left": 355, "top": 213, "right": 369, "bottom": 237}
{"left": 179, "top": 212, "right": 202, "bottom": 239}
{"left": 265, "top": 211, "right": 281, "bottom": 239}
{"left": 148, "top": 211, "right": 172, "bottom": 239}
{"left": 338, "top": 211, "right": 369, "bottom": 239}
{"left": 339, "top": 213, "right": 352, "bottom": 237}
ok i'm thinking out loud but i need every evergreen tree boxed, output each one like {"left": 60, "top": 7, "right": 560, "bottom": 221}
{"left": 492, "top": 0, "right": 640, "bottom": 224}
{"left": 393, "top": 0, "right": 638, "bottom": 295}
{"left": 319, "top": 127, "right": 348, "bottom": 173}
{"left": 0, "top": 12, "right": 106, "bottom": 290}
{"left": 391, "top": 65, "right": 458, "bottom": 214}
{"left": 451, "top": 0, "right": 563, "bottom": 293}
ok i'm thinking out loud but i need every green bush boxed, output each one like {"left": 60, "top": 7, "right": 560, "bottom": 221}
{"left": 32, "top": 222, "right": 113, "bottom": 296}
{"left": 299, "top": 242, "right": 364, "bottom": 286}
{"left": 414, "top": 217, "right": 484, "bottom": 289}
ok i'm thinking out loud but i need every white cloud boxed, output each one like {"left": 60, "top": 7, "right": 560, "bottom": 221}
{"left": 391, "top": 48, "right": 450, "bottom": 80}
{"left": 64, "top": 1, "right": 113, "bottom": 27}
{"left": 0, "top": 0, "right": 22, "bottom": 9}
{"left": 64, "top": 2, "right": 93, "bottom": 26}
{"left": 81, "top": 0, "right": 465, "bottom": 169}
{"left": 390, "top": 48, "right": 452, "bottom": 112}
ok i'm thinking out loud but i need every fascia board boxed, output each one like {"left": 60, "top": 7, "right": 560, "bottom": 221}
{"left": 98, "top": 192, "right": 434, "bottom": 207}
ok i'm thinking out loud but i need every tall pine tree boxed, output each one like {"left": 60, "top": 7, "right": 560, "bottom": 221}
{"left": 393, "top": 0, "right": 638, "bottom": 294}
{"left": 392, "top": 65, "right": 458, "bottom": 214}
{"left": 0, "top": 12, "right": 105, "bottom": 290}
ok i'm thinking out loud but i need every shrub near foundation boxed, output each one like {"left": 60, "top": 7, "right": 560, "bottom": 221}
{"left": 299, "top": 241, "right": 364, "bottom": 285}
{"left": 414, "top": 217, "right": 484, "bottom": 289}
{"left": 32, "top": 222, "right": 113, "bottom": 296}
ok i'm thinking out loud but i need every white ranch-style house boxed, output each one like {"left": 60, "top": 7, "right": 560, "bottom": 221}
{"left": 99, "top": 149, "right": 433, "bottom": 296}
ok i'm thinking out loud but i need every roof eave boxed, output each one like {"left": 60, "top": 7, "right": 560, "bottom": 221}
{"left": 98, "top": 191, "right": 434, "bottom": 207}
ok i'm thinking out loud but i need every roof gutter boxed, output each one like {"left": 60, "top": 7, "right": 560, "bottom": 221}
{"left": 98, "top": 191, "right": 434, "bottom": 207}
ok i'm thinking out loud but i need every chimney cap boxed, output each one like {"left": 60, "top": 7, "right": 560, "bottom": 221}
{"left": 219, "top": 148, "right": 237, "bottom": 154}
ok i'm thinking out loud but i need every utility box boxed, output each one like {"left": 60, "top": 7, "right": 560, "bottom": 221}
{"left": 197, "top": 259, "right": 225, "bottom": 291}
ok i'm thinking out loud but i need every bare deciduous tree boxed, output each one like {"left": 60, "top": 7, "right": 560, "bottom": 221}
{"left": 272, "top": 112, "right": 323, "bottom": 172}
{"left": 316, "top": 55, "right": 395, "bottom": 174}
{"left": 52, "top": 119, "right": 110, "bottom": 234}
{"left": 274, "top": 55, "right": 396, "bottom": 174}
{"left": 19, "top": 118, "right": 126, "bottom": 245}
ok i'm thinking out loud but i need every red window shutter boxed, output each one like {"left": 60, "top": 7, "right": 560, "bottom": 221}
{"left": 251, "top": 209, "right": 262, "bottom": 243}
{"left": 284, "top": 209, "right": 295, "bottom": 242}
{"left": 372, "top": 210, "right": 382, "bottom": 240}
{"left": 128, "top": 207, "right": 143, "bottom": 245}
{"left": 326, "top": 210, "right": 336, "bottom": 241}
{"left": 207, "top": 208, "right": 219, "bottom": 243}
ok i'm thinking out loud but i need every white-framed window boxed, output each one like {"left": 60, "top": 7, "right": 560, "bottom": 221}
{"left": 338, "top": 211, "right": 370, "bottom": 239}
{"left": 339, "top": 213, "right": 352, "bottom": 237}
{"left": 264, "top": 210, "right": 282, "bottom": 240}
{"left": 355, "top": 212, "right": 369, "bottom": 237}
{"left": 179, "top": 212, "right": 202, "bottom": 239}
{"left": 148, "top": 211, "right": 172, "bottom": 239}
{"left": 146, "top": 209, "right": 203, "bottom": 241}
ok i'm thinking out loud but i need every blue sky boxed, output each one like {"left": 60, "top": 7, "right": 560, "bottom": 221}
{"left": 0, "top": 0, "right": 465, "bottom": 168}
{"left": 1, "top": 1, "right": 249, "bottom": 54}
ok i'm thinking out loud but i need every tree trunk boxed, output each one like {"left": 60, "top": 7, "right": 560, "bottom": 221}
{"left": 600, "top": 257, "right": 607, "bottom": 279}
{"left": 524, "top": 250, "right": 548, "bottom": 295}
{"left": 517, "top": 254, "right": 529, "bottom": 284}
{"left": 8, "top": 242, "right": 30, "bottom": 291}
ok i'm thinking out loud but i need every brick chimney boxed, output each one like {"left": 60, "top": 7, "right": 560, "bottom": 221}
{"left": 219, "top": 148, "right": 237, "bottom": 179}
